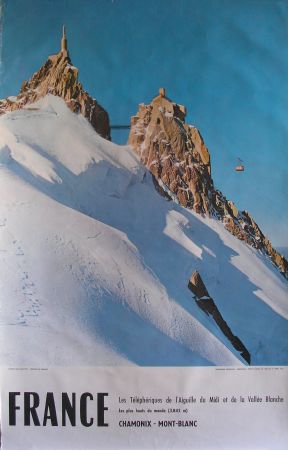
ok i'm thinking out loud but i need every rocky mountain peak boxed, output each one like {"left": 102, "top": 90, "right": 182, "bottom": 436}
{"left": 129, "top": 88, "right": 212, "bottom": 214}
{"left": 129, "top": 89, "right": 288, "bottom": 279}
{"left": 0, "top": 28, "right": 110, "bottom": 139}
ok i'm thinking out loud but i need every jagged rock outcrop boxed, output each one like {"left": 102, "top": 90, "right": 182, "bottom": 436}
{"left": 129, "top": 88, "right": 212, "bottom": 214}
{"left": 129, "top": 89, "right": 288, "bottom": 279}
{"left": 0, "top": 32, "right": 110, "bottom": 140}
{"left": 188, "top": 271, "right": 251, "bottom": 364}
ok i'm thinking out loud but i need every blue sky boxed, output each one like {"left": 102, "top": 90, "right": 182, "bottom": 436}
{"left": 1, "top": 0, "right": 287, "bottom": 246}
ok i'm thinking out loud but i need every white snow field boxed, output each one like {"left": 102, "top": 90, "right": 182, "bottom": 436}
{"left": 0, "top": 95, "right": 287, "bottom": 366}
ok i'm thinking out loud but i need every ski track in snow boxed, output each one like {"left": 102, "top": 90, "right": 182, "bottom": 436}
{"left": 0, "top": 95, "right": 287, "bottom": 367}
{"left": 0, "top": 222, "right": 41, "bottom": 327}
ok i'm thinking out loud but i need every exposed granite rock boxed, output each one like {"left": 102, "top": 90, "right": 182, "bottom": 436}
{"left": 129, "top": 89, "right": 212, "bottom": 214}
{"left": 129, "top": 89, "right": 288, "bottom": 279}
{"left": 0, "top": 46, "right": 110, "bottom": 139}
{"left": 188, "top": 271, "right": 210, "bottom": 299}
{"left": 188, "top": 271, "right": 251, "bottom": 364}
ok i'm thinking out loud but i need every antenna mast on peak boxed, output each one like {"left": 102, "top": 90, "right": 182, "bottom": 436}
{"left": 61, "top": 25, "right": 68, "bottom": 53}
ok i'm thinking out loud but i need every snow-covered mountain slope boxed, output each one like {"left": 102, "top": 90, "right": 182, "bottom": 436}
{"left": 0, "top": 95, "right": 287, "bottom": 366}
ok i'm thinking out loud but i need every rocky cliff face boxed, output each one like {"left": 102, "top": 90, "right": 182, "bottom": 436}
{"left": 129, "top": 89, "right": 212, "bottom": 214}
{"left": 188, "top": 271, "right": 250, "bottom": 364}
{"left": 129, "top": 89, "right": 288, "bottom": 279}
{"left": 0, "top": 49, "right": 110, "bottom": 140}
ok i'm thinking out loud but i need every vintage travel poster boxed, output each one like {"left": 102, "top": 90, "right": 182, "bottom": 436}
{"left": 0, "top": 0, "right": 287, "bottom": 448}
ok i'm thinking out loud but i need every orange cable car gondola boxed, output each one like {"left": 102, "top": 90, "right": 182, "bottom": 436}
{"left": 235, "top": 157, "right": 245, "bottom": 172}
